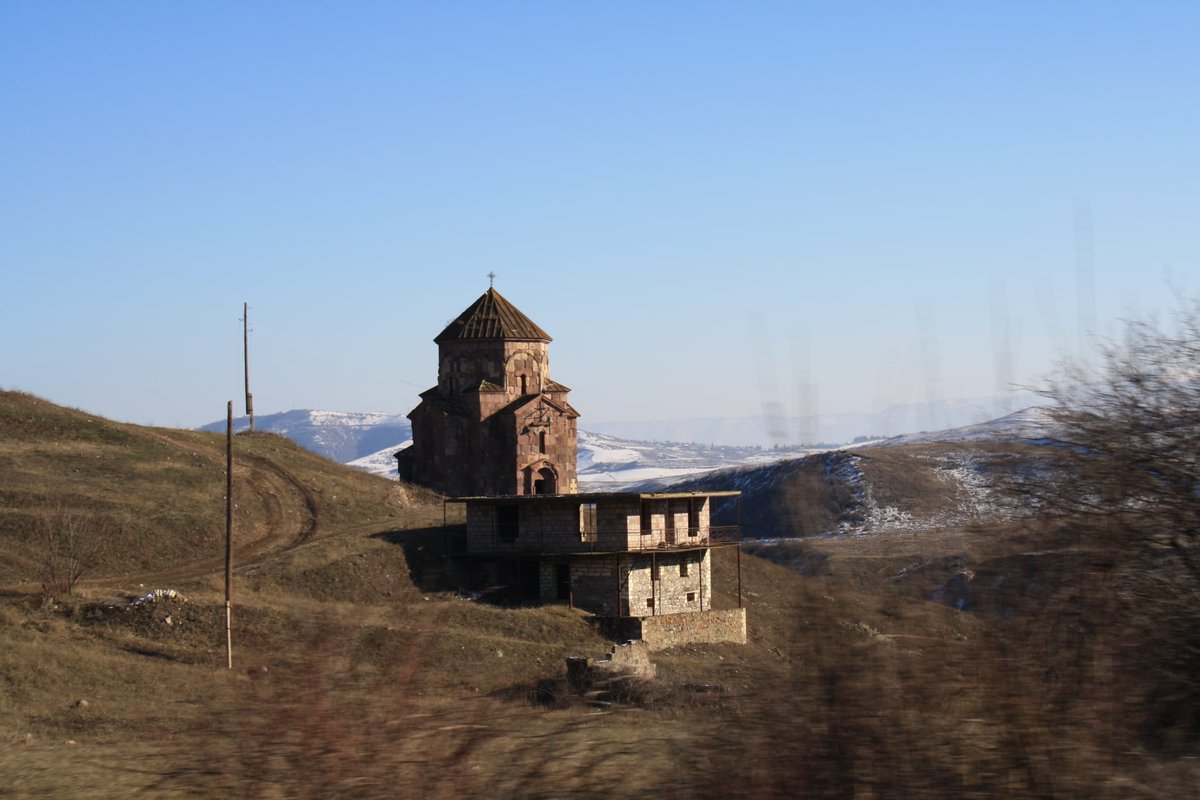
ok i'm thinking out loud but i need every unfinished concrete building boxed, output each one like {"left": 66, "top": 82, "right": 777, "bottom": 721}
{"left": 450, "top": 490, "right": 747, "bottom": 648}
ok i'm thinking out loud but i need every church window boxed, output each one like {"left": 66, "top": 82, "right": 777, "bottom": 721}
{"left": 539, "top": 431, "right": 547, "bottom": 454}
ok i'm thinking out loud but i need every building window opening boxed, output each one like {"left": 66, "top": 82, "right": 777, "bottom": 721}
{"left": 497, "top": 504, "right": 519, "bottom": 543}
{"left": 680, "top": 559, "right": 689, "bottom": 577}
{"left": 641, "top": 507, "right": 653, "bottom": 536}
{"left": 520, "top": 374, "right": 528, "bottom": 394}
{"left": 538, "top": 431, "right": 547, "bottom": 454}
{"left": 646, "top": 597, "right": 655, "bottom": 609}
{"left": 555, "top": 563, "right": 571, "bottom": 601}
{"left": 579, "top": 502, "right": 597, "bottom": 542}
{"left": 688, "top": 499, "right": 701, "bottom": 536}
{"left": 687, "top": 592, "right": 696, "bottom": 603}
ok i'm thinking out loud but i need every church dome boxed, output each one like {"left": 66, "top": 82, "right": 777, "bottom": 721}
{"left": 434, "top": 288, "right": 552, "bottom": 344}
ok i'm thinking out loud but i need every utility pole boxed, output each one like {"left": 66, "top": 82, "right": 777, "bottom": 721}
{"left": 225, "top": 400, "right": 234, "bottom": 670}
{"left": 243, "top": 302, "right": 255, "bottom": 432}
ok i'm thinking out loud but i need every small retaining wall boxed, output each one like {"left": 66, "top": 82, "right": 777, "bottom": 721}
{"left": 600, "top": 608, "right": 747, "bottom": 651}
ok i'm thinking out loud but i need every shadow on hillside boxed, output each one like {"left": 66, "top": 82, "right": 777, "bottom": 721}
{"left": 371, "top": 525, "right": 467, "bottom": 595}
{"left": 372, "top": 525, "right": 554, "bottom": 608}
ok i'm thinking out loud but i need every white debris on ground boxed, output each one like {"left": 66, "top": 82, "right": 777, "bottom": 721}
{"left": 130, "top": 588, "right": 187, "bottom": 606}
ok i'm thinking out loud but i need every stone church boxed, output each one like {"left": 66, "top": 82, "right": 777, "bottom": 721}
{"left": 396, "top": 287, "right": 579, "bottom": 497}
{"left": 398, "top": 285, "right": 747, "bottom": 648}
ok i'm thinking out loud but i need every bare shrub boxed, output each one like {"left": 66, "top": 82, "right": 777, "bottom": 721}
{"left": 1016, "top": 299, "right": 1200, "bottom": 565}
{"left": 27, "top": 504, "right": 106, "bottom": 597}
{"left": 997, "top": 297, "right": 1200, "bottom": 752}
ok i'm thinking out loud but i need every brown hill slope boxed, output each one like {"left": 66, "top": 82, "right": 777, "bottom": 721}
{"left": 0, "top": 390, "right": 436, "bottom": 586}
{"left": 682, "top": 440, "right": 1043, "bottom": 538}
{"left": 2, "top": 392, "right": 1196, "bottom": 797}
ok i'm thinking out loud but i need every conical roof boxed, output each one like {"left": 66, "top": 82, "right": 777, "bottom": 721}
{"left": 435, "top": 288, "right": 552, "bottom": 343}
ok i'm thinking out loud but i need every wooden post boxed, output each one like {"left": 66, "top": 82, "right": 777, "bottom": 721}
{"left": 736, "top": 544, "right": 742, "bottom": 610}
{"left": 651, "top": 551, "right": 657, "bottom": 616}
{"left": 614, "top": 555, "right": 621, "bottom": 616}
{"left": 225, "top": 401, "right": 234, "bottom": 670}
{"left": 736, "top": 494, "right": 743, "bottom": 609}
{"left": 243, "top": 303, "right": 254, "bottom": 432}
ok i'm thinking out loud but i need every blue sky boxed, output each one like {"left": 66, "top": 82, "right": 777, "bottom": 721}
{"left": 3, "top": 2, "right": 1197, "bottom": 430}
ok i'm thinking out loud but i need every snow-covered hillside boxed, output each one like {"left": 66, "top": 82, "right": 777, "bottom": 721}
{"left": 198, "top": 409, "right": 411, "bottom": 465}
{"left": 868, "top": 406, "right": 1056, "bottom": 448}
{"left": 578, "top": 430, "right": 811, "bottom": 491}
{"left": 346, "top": 440, "right": 412, "bottom": 479}
{"left": 585, "top": 392, "right": 1049, "bottom": 448}
{"left": 674, "top": 408, "right": 1056, "bottom": 538}
{"left": 198, "top": 406, "right": 1062, "bottom": 530}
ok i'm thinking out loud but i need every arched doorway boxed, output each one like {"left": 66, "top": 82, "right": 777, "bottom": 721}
{"left": 534, "top": 466, "right": 557, "bottom": 494}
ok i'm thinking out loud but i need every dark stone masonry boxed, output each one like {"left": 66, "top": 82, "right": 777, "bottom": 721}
{"left": 397, "top": 288, "right": 578, "bottom": 497}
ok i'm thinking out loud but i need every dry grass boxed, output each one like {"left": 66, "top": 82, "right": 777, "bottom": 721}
{"left": 0, "top": 390, "right": 436, "bottom": 586}
{"left": 3, "top": 392, "right": 1200, "bottom": 797}
{"left": 5, "top": 527, "right": 1200, "bottom": 798}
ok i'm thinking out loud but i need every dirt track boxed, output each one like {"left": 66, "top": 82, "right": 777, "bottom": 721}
{"left": 0, "top": 427, "right": 430, "bottom": 595}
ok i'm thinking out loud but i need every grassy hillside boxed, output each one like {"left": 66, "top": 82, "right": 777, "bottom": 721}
{"left": 2, "top": 392, "right": 1197, "bottom": 797}
{"left": 0, "top": 390, "right": 436, "bottom": 586}
{"left": 686, "top": 440, "right": 1044, "bottom": 539}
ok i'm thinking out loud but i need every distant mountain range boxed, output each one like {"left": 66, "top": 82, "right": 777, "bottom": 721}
{"left": 584, "top": 392, "right": 1048, "bottom": 448}
{"left": 198, "top": 394, "right": 1054, "bottom": 491}
{"left": 198, "top": 409, "right": 412, "bottom": 465}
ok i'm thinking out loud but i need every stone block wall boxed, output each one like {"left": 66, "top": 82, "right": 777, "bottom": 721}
{"left": 568, "top": 554, "right": 621, "bottom": 616}
{"left": 627, "top": 608, "right": 747, "bottom": 650}
{"left": 502, "top": 342, "right": 550, "bottom": 395}
{"left": 466, "top": 499, "right": 594, "bottom": 553}
{"left": 539, "top": 560, "right": 558, "bottom": 603}
{"left": 625, "top": 497, "right": 711, "bottom": 550}
{"left": 625, "top": 549, "right": 712, "bottom": 617}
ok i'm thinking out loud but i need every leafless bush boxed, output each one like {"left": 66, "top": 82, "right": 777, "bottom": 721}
{"left": 27, "top": 504, "right": 106, "bottom": 597}
{"left": 998, "top": 297, "right": 1200, "bottom": 751}
{"left": 1017, "top": 298, "right": 1200, "bottom": 566}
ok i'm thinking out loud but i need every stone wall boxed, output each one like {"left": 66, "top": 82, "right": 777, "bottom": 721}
{"left": 464, "top": 495, "right": 718, "bottom": 555}
{"left": 625, "top": 496, "right": 710, "bottom": 550}
{"left": 568, "top": 554, "right": 620, "bottom": 616}
{"left": 406, "top": 306, "right": 576, "bottom": 498}
{"left": 625, "top": 549, "right": 711, "bottom": 617}
{"left": 615, "top": 608, "right": 747, "bottom": 650}
{"left": 466, "top": 499, "right": 606, "bottom": 554}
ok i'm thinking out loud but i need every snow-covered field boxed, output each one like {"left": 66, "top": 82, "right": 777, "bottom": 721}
{"left": 347, "top": 440, "right": 412, "bottom": 479}
{"left": 577, "top": 430, "right": 811, "bottom": 491}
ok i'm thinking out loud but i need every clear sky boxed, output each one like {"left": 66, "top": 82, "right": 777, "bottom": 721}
{"left": 3, "top": 1, "right": 1197, "bottom": 429}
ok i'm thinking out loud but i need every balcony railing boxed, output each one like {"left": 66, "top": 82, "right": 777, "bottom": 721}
{"left": 468, "top": 524, "right": 741, "bottom": 555}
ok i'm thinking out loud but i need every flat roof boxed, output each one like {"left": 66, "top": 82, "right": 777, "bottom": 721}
{"left": 447, "top": 490, "right": 741, "bottom": 503}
